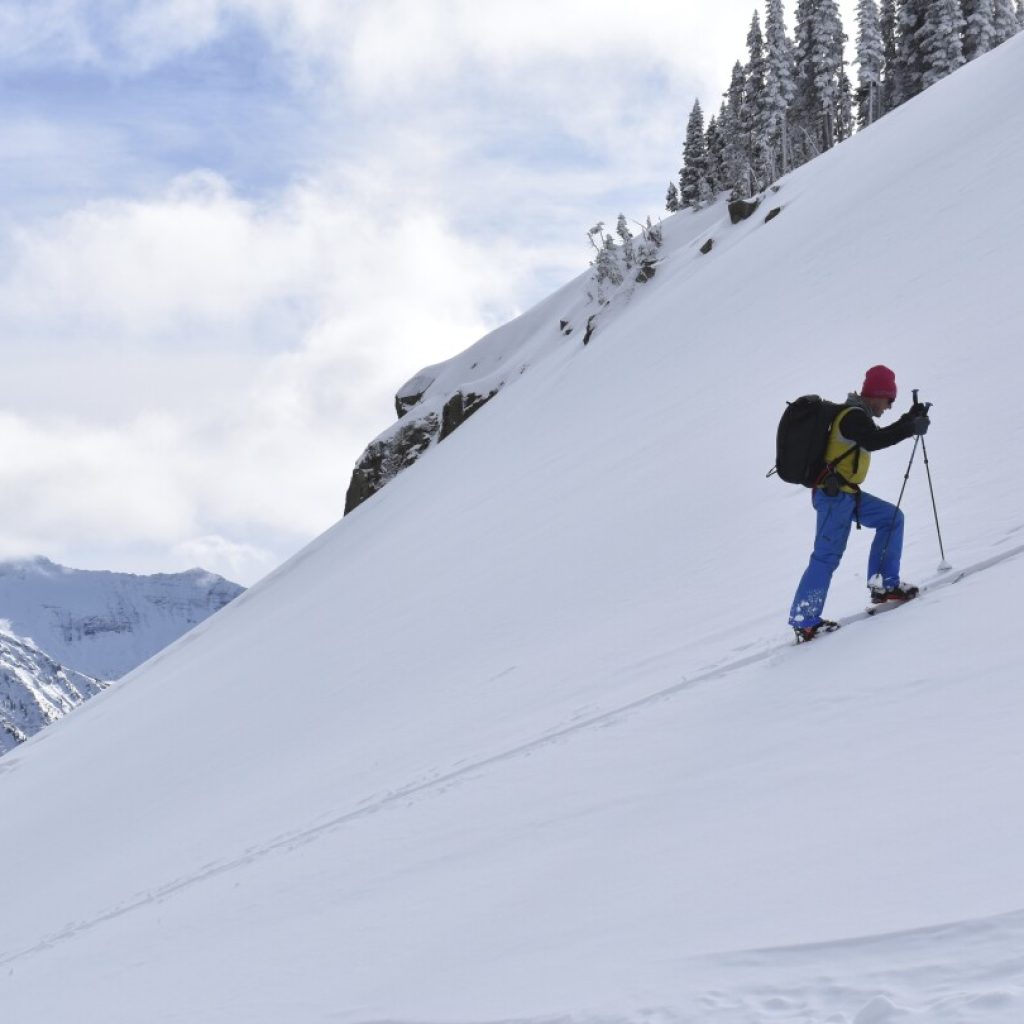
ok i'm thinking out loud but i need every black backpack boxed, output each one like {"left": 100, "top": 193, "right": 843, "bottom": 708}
{"left": 769, "top": 395, "right": 854, "bottom": 487}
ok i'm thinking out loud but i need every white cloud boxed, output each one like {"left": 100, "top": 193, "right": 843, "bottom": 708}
{"left": 0, "top": 165, "right": 540, "bottom": 583}
{"left": 0, "top": 410, "right": 195, "bottom": 545}
{"left": 171, "top": 534, "right": 273, "bottom": 582}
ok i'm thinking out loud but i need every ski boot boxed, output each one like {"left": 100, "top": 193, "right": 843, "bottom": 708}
{"left": 793, "top": 619, "right": 840, "bottom": 643}
{"left": 869, "top": 582, "right": 920, "bottom": 606}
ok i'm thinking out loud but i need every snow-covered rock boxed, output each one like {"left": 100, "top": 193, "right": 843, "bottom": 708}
{"left": 343, "top": 270, "right": 595, "bottom": 511}
{"left": 0, "top": 557, "right": 244, "bottom": 681}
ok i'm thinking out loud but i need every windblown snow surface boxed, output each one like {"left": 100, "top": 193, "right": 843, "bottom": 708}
{"left": 2, "top": 35, "right": 1024, "bottom": 1024}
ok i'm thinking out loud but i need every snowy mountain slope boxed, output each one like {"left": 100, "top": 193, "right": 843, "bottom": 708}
{"left": 2, "top": 34, "right": 1024, "bottom": 1024}
{"left": 0, "top": 556, "right": 244, "bottom": 680}
{"left": 0, "top": 630, "right": 106, "bottom": 755}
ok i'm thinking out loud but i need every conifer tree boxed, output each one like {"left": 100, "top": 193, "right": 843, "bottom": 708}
{"left": 586, "top": 223, "right": 623, "bottom": 304}
{"left": 665, "top": 181, "right": 681, "bottom": 213}
{"left": 880, "top": 0, "right": 902, "bottom": 112}
{"left": 704, "top": 115, "right": 728, "bottom": 197}
{"left": 855, "top": 0, "right": 884, "bottom": 127}
{"left": 763, "top": 0, "right": 797, "bottom": 178}
{"left": 745, "top": 11, "right": 771, "bottom": 186}
{"left": 992, "top": 0, "right": 1019, "bottom": 41}
{"left": 962, "top": 0, "right": 996, "bottom": 61}
{"left": 791, "top": 0, "right": 818, "bottom": 164}
{"left": 918, "top": 0, "right": 965, "bottom": 89}
{"left": 721, "top": 62, "right": 756, "bottom": 197}
{"left": 836, "top": 65, "right": 854, "bottom": 141}
{"left": 1018, "top": 0, "right": 1024, "bottom": 28}
{"left": 793, "top": 0, "right": 849, "bottom": 155}
{"left": 895, "top": 0, "right": 929, "bottom": 100}
{"left": 616, "top": 214, "right": 635, "bottom": 269}
{"left": 679, "top": 99, "right": 711, "bottom": 208}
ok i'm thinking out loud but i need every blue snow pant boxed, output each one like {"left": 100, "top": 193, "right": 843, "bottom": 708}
{"left": 789, "top": 489, "right": 904, "bottom": 629}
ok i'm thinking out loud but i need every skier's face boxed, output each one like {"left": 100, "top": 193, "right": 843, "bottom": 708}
{"left": 865, "top": 395, "right": 894, "bottom": 418}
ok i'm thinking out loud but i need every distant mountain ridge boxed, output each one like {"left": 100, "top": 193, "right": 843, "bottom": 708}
{"left": 0, "top": 630, "right": 107, "bottom": 756}
{"left": 0, "top": 557, "right": 244, "bottom": 681}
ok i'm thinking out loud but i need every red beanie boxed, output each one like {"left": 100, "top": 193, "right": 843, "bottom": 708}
{"left": 861, "top": 364, "right": 897, "bottom": 400}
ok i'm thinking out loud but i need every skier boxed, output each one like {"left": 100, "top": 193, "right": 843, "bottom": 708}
{"left": 789, "top": 365, "right": 931, "bottom": 642}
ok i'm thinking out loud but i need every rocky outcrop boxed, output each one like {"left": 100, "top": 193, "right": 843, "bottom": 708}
{"left": 344, "top": 382, "right": 503, "bottom": 515}
{"left": 441, "top": 389, "right": 498, "bottom": 441}
{"left": 343, "top": 263, "right": 594, "bottom": 513}
{"left": 344, "top": 412, "right": 441, "bottom": 514}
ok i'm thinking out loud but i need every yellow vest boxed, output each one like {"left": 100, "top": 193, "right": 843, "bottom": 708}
{"left": 823, "top": 407, "right": 870, "bottom": 491}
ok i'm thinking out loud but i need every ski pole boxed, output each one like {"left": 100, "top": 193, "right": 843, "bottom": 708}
{"left": 920, "top": 431, "right": 951, "bottom": 571}
{"left": 877, "top": 435, "right": 919, "bottom": 579}
{"left": 875, "top": 387, "right": 924, "bottom": 582}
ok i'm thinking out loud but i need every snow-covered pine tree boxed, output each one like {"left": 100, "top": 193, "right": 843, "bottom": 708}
{"left": 918, "top": 0, "right": 965, "bottom": 89}
{"left": 793, "top": 0, "right": 849, "bottom": 155}
{"left": 992, "top": 0, "right": 1020, "bottom": 41}
{"left": 895, "top": 0, "right": 929, "bottom": 99}
{"left": 1018, "top": 0, "right": 1024, "bottom": 28}
{"left": 880, "top": 0, "right": 903, "bottom": 112}
{"left": 679, "top": 98, "right": 711, "bottom": 208}
{"left": 704, "top": 115, "right": 728, "bottom": 197}
{"left": 962, "top": 0, "right": 996, "bottom": 61}
{"left": 633, "top": 217, "right": 663, "bottom": 283}
{"left": 835, "top": 64, "right": 854, "bottom": 141}
{"left": 856, "top": 0, "right": 884, "bottom": 127}
{"left": 763, "top": 0, "right": 797, "bottom": 178}
{"left": 586, "top": 223, "right": 624, "bottom": 305}
{"left": 745, "top": 11, "right": 771, "bottom": 188}
{"left": 665, "top": 181, "right": 681, "bottom": 212}
{"left": 616, "top": 214, "right": 635, "bottom": 269}
{"left": 721, "top": 62, "right": 756, "bottom": 197}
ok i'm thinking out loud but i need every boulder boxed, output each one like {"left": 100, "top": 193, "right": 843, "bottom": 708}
{"left": 728, "top": 197, "right": 761, "bottom": 224}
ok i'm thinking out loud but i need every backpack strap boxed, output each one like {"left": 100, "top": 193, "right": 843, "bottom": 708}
{"left": 813, "top": 407, "right": 863, "bottom": 528}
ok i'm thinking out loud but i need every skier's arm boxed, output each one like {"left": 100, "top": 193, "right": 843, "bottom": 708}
{"left": 840, "top": 408, "right": 916, "bottom": 451}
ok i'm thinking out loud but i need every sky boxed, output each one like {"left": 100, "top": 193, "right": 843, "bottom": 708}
{"left": 0, "top": 0, "right": 859, "bottom": 586}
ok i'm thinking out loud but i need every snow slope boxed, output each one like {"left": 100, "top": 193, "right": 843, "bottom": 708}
{"left": 0, "top": 556, "right": 244, "bottom": 679}
{"left": 2, "top": 35, "right": 1024, "bottom": 1024}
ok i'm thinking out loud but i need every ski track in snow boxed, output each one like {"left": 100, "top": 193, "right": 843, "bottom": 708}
{"left": 4, "top": 542, "right": 1024, "bottom": 992}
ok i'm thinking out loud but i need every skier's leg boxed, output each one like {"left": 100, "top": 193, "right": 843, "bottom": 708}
{"left": 859, "top": 491, "right": 904, "bottom": 589}
{"left": 789, "top": 491, "right": 855, "bottom": 628}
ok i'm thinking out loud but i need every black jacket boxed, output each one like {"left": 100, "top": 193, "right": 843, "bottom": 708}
{"left": 839, "top": 394, "right": 916, "bottom": 452}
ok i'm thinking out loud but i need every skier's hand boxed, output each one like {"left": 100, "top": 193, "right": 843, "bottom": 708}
{"left": 908, "top": 401, "right": 929, "bottom": 417}
{"left": 910, "top": 413, "right": 930, "bottom": 435}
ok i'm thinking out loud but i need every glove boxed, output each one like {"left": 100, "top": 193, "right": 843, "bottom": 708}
{"left": 910, "top": 413, "right": 930, "bottom": 435}
{"left": 908, "top": 401, "right": 928, "bottom": 417}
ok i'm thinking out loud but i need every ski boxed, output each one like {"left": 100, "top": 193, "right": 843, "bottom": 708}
{"left": 865, "top": 599, "right": 906, "bottom": 616}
